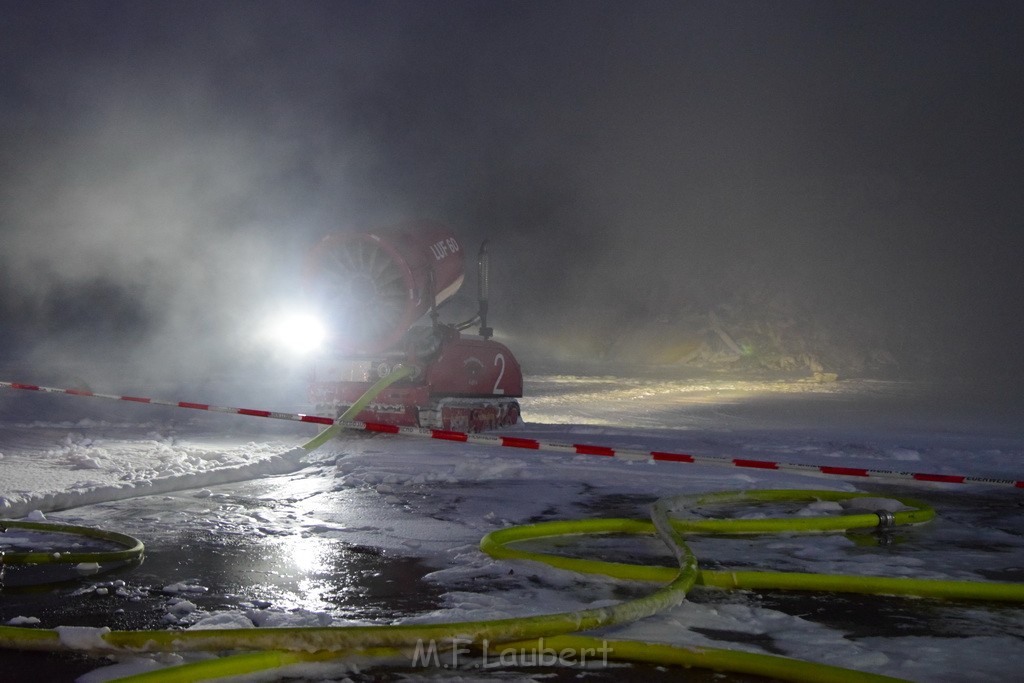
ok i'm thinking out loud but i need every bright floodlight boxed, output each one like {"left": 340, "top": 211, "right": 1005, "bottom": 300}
{"left": 270, "top": 312, "right": 327, "bottom": 354}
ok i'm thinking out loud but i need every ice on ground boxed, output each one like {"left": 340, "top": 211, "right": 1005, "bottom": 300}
{"left": 187, "top": 611, "right": 255, "bottom": 630}
{"left": 0, "top": 421, "right": 308, "bottom": 519}
{"left": 55, "top": 625, "right": 112, "bottom": 650}
{"left": 1, "top": 375, "right": 1023, "bottom": 682}
{"left": 163, "top": 582, "right": 209, "bottom": 594}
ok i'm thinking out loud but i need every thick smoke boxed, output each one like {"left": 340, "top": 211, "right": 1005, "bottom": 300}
{"left": 1, "top": 1, "right": 1022, "bottom": 400}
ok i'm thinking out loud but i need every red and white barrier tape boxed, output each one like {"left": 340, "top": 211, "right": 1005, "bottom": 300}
{"left": 356, "top": 422, "right": 1024, "bottom": 489}
{"left": 3, "top": 380, "right": 1022, "bottom": 489}
{"left": 0, "top": 380, "right": 333, "bottom": 426}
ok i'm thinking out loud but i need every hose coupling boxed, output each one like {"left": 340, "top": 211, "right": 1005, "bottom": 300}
{"left": 875, "top": 510, "right": 896, "bottom": 528}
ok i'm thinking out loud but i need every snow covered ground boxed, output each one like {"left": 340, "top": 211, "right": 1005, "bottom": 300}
{"left": 2, "top": 373, "right": 1023, "bottom": 681}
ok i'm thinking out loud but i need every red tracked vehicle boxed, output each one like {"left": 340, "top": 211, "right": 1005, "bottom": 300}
{"left": 304, "top": 221, "right": 522, "bottom": 432}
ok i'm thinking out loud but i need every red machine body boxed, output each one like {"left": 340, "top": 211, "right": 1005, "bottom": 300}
{"left": 305, "top": 221, "right": 465, "bottom": 354}
{"left": 306, "top": 221, "right": 523, "bottom": 432}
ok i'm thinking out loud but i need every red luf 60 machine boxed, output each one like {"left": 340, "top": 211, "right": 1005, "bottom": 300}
{"left": 303, "top": 221, "right": 522, "bottom": 432}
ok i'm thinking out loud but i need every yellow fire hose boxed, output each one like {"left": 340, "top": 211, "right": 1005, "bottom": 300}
{"left": 2, "top": 489, "right": 1022, "bottom": 682}
{"left": 1, "top": 370, "right": 1022, "bottom": 682}
{"left": 0, "top": 365, "right": 416, "bottom": 573}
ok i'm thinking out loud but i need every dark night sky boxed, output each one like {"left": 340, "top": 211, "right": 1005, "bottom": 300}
{"left": 1, "top": 1, "right": 1022, "bottom": 396}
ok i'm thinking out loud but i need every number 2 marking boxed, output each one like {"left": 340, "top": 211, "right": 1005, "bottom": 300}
{"left": 493, "top": 353, "right": 506, "bottom": 395}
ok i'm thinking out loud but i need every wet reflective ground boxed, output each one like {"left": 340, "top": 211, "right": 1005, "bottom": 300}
{"left": 5, "top": 467, "right": 1024, "bottom": 681}
{"left": 3, "top": 474, "right": 445, "bottom": 620}
{"left": 0, "top": 464, "right": 447, "bottom": 680}
{"left": 3, "top": 377, "right": 1023, "bottom": 681}
{"left": 2, "top": 464, "right": 779, "bottom": 681}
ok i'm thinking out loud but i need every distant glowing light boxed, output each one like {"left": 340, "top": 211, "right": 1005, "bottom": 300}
{"left": 268, "top": 312, "right": 327, "bottom": 354}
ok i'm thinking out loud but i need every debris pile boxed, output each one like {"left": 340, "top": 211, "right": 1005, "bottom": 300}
{"left": 525, "top": 294, "right": 902, "bottom": 381}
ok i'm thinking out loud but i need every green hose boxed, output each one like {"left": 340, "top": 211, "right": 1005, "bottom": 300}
{"left": 300, "top": 364, "right": 415, "bottom": 451}
{"left": 2, "top": 370, "right": 1018, "bottom": 680}
{"left": 480, "top": 491, "right": 1024, "bottom": 605}
{"left": 89, "top": 637, "right": 910, "bottom": 683}
{"left": 0, "top": 370, "right": 1019, "bottom": 681}
{"left": 0, "top": 367, "right": 413, "bottom": 571}
{"left": 0, "top": 519, "right": 144, "bottom": 566}
{"left": 2, "top": 488, "right": 1022, "bottom": 683}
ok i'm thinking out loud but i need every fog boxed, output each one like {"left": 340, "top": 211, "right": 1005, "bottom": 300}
{"left": 1, "top": 1, "right": 1022, "bottom": 401}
